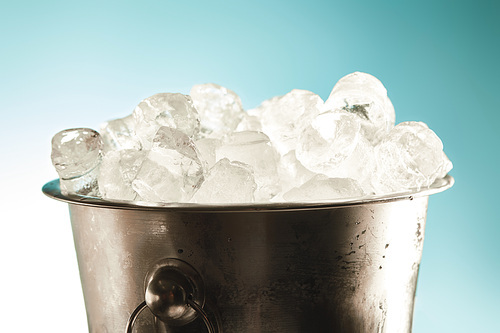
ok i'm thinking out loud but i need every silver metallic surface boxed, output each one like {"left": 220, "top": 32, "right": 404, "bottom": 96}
{"left": 43, "top": 175, "right": 453, "bottom": 333}
{"left": 144, "top": 258, "right": 205, "bottom": 325}
{"left": 125, "top": 258, "right": 216, "bottom": 333}
{"left": 125, "top": 301, "right": 147, "bottom": 333}
{"left": 186, "top": 298, "right": 216, "bottom": 333}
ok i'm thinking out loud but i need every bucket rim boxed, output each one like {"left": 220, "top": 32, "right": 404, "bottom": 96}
{"left": 42, "top": 175, "right": 454, "bottom": 212}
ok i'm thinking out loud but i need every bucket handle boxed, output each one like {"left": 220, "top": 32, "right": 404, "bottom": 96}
{"left": 124, "top": 258, "right": 217, "bottom": 333}
{"left": 125, "top": 298, "right": 216, "bottom": 333}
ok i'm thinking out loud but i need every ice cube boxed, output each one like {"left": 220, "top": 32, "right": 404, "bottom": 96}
{"left": 191, "top": 158, "right": 256, "bottom": 203}
{"left": 51, "top": 128, "right": 103, "bottom": 197}
{"left": 276, "top": 150, "right": 316, "bottom": 194}
{"left": 283, "top": 174, "right": 365, "bottom": 201}
{"left": 324, "top": 72, "right": 395, "bottom": 143}
{"left": 133, "top": 93, "right": 200, "bottom": 149}
{"left": 437, "top": 151, "right": 453, "bottom": 179}
{"left": 98, "top": 149, "right": 147, "bottom": 201}
{"left": 373, "top": 121, "right": 453, "bottom": 193}
{"left": 296, "top": 111, "right": 375, "bottom": 186}
{"left": 235, "top": 112, "right": 262, "bottom": 132}
{"left": 216, "top": 131, "right": 281, "bottom": 201}
{"left": 190, "top": 83, "right": 244, "bottom": 137}
{"left": 49, "top": 76, "right": 454, "bottom": 204}
{"left": 194, "top": 137, "right": 222, "bottom": 170}
{"left": 100, "top": 114, "right": 141, "bottom": 152}
{"left": 256, "top": 89, "right": 323, "bottom": 155}
{"left": 132, "top": 127, "right": 204, "bottom": 203}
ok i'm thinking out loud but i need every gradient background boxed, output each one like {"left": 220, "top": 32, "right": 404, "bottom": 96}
{"left": 1, "top": 0, "right": 498, "bottom": 331}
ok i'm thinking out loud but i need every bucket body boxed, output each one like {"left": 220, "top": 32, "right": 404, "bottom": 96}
{"left": 43, "top": 176, "right": 453, "bottom": 333}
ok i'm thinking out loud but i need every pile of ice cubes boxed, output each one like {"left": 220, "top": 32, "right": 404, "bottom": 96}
{"left": 51, "top": 72, "right": 452, "bottom": 204}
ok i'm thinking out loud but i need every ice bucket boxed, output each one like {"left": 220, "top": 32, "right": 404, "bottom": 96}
{"left": 42, "top": 175, "right": 453, "bottom": 333}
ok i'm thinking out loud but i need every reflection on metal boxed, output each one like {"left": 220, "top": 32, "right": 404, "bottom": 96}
{"left": 43, "top": 175, "right": 453, "bottom": 333}
{"left": 186, "top": 298, "right": 216, "bottom": 333}
{"left": 143, "top": 258, "right": 205, "bottom": 326}
{"left": 125, "top": 301, "right": 147, "bottom": 333}
{"left": 125, "top": 258, "right": 216, "bottom": 332}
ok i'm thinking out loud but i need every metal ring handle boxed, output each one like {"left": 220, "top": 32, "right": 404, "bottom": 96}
{"left": 125, "top": 301, "right": 147, "bottom": 333}
{"left": 187, "top": 298, "right": 216, "bottom": 333}
{"left": 125, "top": 258, "right": 217, "bottom": 332}
{"left": 125, "top": 299, "right": 216, "bottom": 333}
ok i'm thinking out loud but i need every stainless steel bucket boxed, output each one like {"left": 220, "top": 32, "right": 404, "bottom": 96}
{"left": 42, "top": 175, "right": 453, "bottom": 333}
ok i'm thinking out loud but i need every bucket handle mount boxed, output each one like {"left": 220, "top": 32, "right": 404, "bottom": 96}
{"left": 125, "top": 258, "right": 216, "bottom": 333}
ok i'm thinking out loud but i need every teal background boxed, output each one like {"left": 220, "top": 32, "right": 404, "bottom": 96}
{"left": 1, "top": 1, "right": 498, "bottom": 331}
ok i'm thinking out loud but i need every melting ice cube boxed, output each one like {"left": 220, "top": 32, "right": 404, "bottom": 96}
{"left": 133, "top": 93, "right": 200, "bottom": 149}
{"left": 373, "top": 121, "right": 452, "bottom": 192}
{"left": 132, "top": 127, "right": 204, "bottom": 203}
{"left": 195, "top": 137, "right": 222, "bottom": 170}
{"left": 100, "top": 115, "right": 141, "bottom": 152}
{"left": 276, "top": 150, "right": 316, "bottom": 195}
{"left": 296, "top": 111, "right": 375, "bottom": 189}
{"left": 283, "top": 174, "right": 365, "bottom": 201}
{"left": 235, "top": 112, "right": 262, "bottom": 132}
{"left": 257, "top": 89, "right": 323, "bottom": 155}
{"left": 216, "top": 131, "right": 281, "bottom": 201}
{"left": 98, "top": 149, "right": 147, "bottom": 201}
{"left": 324, "top": 72, "right": 395, "bottom": 143}
{"left": 51, "top": 128, "right": 103, "bottom": 197}
{"left": 51, "top": 73, "right": 453, "bottom": 204}
{"left": 191, "top": 158, "right": 256, "bottom": 204}
{"left": 190, "top": 83, "right": 244, "bottom": 138}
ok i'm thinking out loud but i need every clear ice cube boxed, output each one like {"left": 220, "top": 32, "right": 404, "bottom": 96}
{"left": 98, "top": 149, "right": 147, "bottom": 201}
{"left": 216, "top": 131, "right": 281, "bottom": 201}
{"left": 190, "top": 83, "right": 244, "bottom": 138}
{"left": 296, "top": 111, "right": 375, "bottom": 186}
{"left": 100, "top": 114, "right": 141, "bottom": 152}
{"left": 51, "top": 128, "right": 103, "bottom": 197}
{"left": 373, "top": 121, "right": 453, "bottom": 193}
{"left": 132, "top": 127, "right": 204, "bottom": 203}
{"left": 133, "top": 93, "right": 200, "bottom": 149}
{"left": 235, "top": 112, "right": 262, "bottom": 132}
{"left": 256, "top": 89, "right": 323, "bottom": 155}
{"left": 50, "top": 75, "right": 453, "bottom": 204}
{"left": 191, "top": 158, "right": 256, "bottom": 204}
{"left": 283, "top": 174, "right": 365, "bottom": 201}
{"left": 276, "top": 150, "right": 316, "bottom": 195}
{"left": 194, "top": 137, "right": 222, "bottom": 170}
{"left": 324, "top": 72, "right": 395, "bottom": 143}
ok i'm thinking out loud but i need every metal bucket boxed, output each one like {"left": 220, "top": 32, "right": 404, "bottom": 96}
{"left": 42, "top": 175, "right": 453, "bottom": 333}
